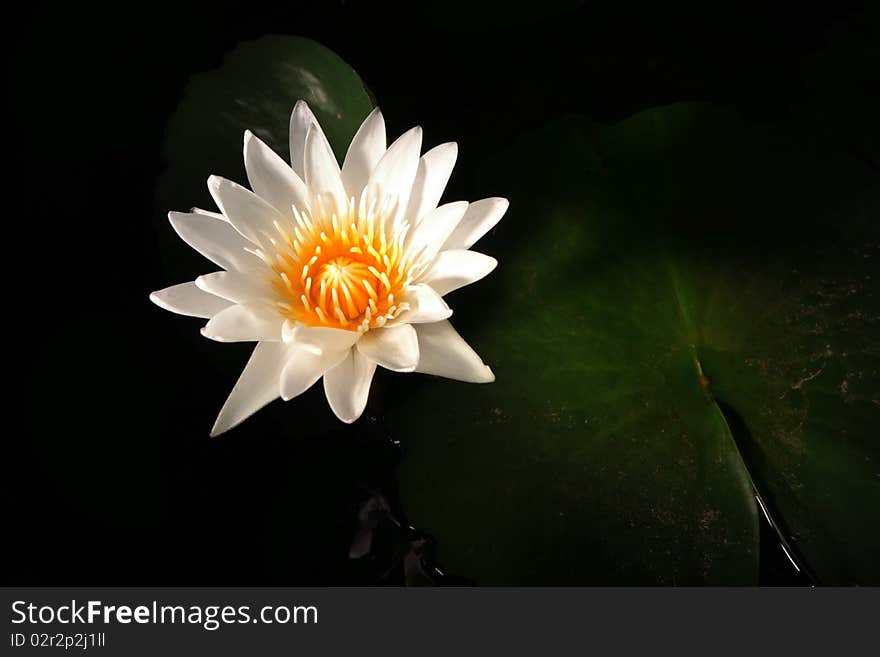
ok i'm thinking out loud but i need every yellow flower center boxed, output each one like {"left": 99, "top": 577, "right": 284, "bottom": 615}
{"left": 259, "top": 195, "right": 418, "bottom": 332}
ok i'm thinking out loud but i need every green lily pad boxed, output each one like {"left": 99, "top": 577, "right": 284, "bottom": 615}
{"left": 156, "top": 35, "right": 374, "bottom": 215}
{"left": 387, "top": 104, "right": 879, "bottom": 584}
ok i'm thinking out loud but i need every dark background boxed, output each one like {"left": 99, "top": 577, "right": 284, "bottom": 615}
{"left": 4, "top": 0, "right": 877, "bottom": 584}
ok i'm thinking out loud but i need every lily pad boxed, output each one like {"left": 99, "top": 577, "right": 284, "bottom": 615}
{"left": 386, "top": 104, "right": 879, "bottom": 584}
{"left": 156, "top": 35, "right": 374, "bottom": 215}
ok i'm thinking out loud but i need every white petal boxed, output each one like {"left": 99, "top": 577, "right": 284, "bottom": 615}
{"left": 404, "top": 142, "right": 458, "bottom": 226}
{"left": 168, "top": 211, "right": 257, "bottom": 272}
{"left": 207, "top": 175, "right": 282, "bottom": 247}
{"left": 280, "top": 346, "right": 349, "bottom": 401}
{"left": 304, "top": 121, "right": 348, "bottom": 215}
{"left": 289, "top": 100, "right": 316, "bottom": 179}
{"left": 211, "top": 341, "right": 289, "bottom": 437}
{"left": 365, "top": 127, "right": 422, "bottom": 216}
{"left": 414, "top": 320, "right": 494, "bottom": 383}
{"left": 356, "top": 324, "right": 419, "bottom": 372}
{"left": 191, "top": 207, "right": 225, "bottom": 220}
{"left": 323, "top": 348, "right": 377, "bottom": 423}
{"left": 196, "top": 271, "right": 267, "bottom": 304}
{"left": 395, "top": 284, "right": 452, "bottom": 324}
{"left": 283, "top": 323, "right": 361, "bottom": 353}
{"left": 341, "top": 108, "right": 386, "bottom": 197}
{"left": 201, "top": 304, "right": 281, "bottom": 342}
{"left": 150, "top": 282, "right": 232, "bottom": 318}
{"left": 244, "top": 130, "right": 309, "bottom": 216}
{"left": 442, "top": 197, "right": 509, "bottom": 250}
{"left": 404, "top": 201, "right": 469, "bottom": 263}
{"left": 420, "top": 250, "right": 498, "bottom": 296}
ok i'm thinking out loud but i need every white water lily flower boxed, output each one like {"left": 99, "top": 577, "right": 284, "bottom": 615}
{"left": 151, "top": 101, "right": 507, "bottom": 436}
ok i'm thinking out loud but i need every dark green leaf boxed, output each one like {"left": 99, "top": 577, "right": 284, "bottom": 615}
{"left": 387, "top": 105, "right": 879, "bottom": 584}
{"left": 156, "top": 35, "right": 374, "bottom": 213}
